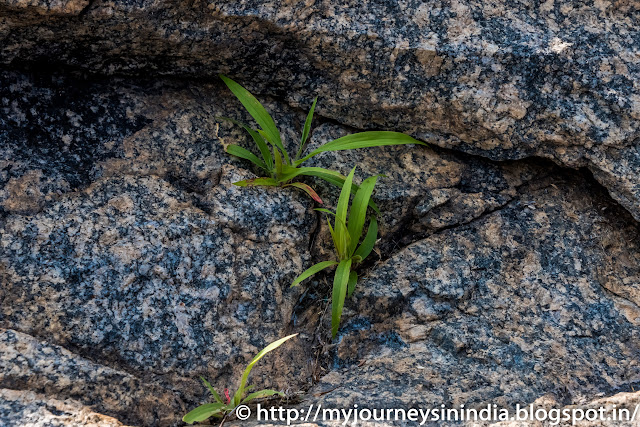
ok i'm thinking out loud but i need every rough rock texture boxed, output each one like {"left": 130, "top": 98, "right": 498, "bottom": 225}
{"left": 0, "top": 328, "right": 183, "bottom": 425}
{"left": 306, "top": 172, "right": 640, "bottom": 421}
{"left": 2, "top": 61, "right": 640, "bottom": 426}
{"left": 0, "top": 170, "right": 315, "bottom": 424}
{"left": 2, "top": 0, "right": 640, "bottom": 221}
{"left": 0, "top": 388, "right": 125, "bottom": 427}
{"left": 0, "top": 68, "right": 327, "bottom": 425}
{"left": 304, "top": 123, "right": 550, "bottom": 258}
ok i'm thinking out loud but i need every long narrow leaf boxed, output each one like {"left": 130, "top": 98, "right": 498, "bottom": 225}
{"left": 183, "top": 403, "right": 227, "bottom": 424}
{"left": 226, "top": 145, "right": 268, "bottom": 171}
{"left": 331, "top": 259, "right": 352, "bottom": 338}
{"left": 347, "top": 271, "right": 358, "bottom": 298}
{"left": 257, "top": 129, "right": 291, "bottom": 165}
{"left": 336, "top": 168, "right": 356, "bottom": 230}
{"left": 288, "top": 167, "right": 380, "bottom": 213}
{"left": 241, "top": 389, "right": 284, "bottom": 404}
{"left": 297, "top": 131, "right": 426, "bottom": 164}
{"left": 296, "top": 97, "right": 318, "bottom": 160}
{"left": 200, "top": 377, "right": 223, "bottom": 404}
{"left": 353, "top": 216, "right": 378, "bottom": 261}
{"left": 327, "top": 218, "right": 337, "bottom": 250}
{"left": 219, "top": 75, "right": 286, "bottom": 163}
{"left": 335, "top": 167, "right": 356, "bottom": 259}
{"left": 335, "top": 215, "right": 350, "bottom": 261}
{"left": 315, "top": 208, "right": 335, "bottom": 216}
{"left": 233, "top": 177, "right": 279, "bottom": 187}
{"left": 291, "top": 260, "right": 339, "bottom": 287}
{"left": 217, "top": 116, "right": 273, "bottom": 170}
{"left": 232, "top": 334, "right": 298, "bottom": 406}
{"left": 284, "top": 182, "right": 323, "bottom": 204}
{"left": 346, "top": 175, "right": 378, "bottom": 255}
{"left": 273, "top": 147, "right": 284, "bottom": 178}
{"left": 279, "top": 166, "right": 343, "bottom": 183}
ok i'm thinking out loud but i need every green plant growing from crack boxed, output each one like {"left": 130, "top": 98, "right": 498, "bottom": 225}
{"left": 219, "top": 74, "right": 425, "bottom": 204}
{"left": 183, "top": 334, "right": 297, "bottom": 424}
{"left": 292, "top": 167, "right": 378, "bottom": 338}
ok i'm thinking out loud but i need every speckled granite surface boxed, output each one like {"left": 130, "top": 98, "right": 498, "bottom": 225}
{"left": 1, "top": 62, "right": 640, "bottom": 426}
{"left": 0, "top": 388, "right": 126, "bottom": 426}
{"left": 310, "top": 173, "right": 640, "bottom": 414}
{"left": 1, "top": 0, "right": 640, "bottom": 221}
{"left": 0, "top": 328, "right": 181, "bottom": 424}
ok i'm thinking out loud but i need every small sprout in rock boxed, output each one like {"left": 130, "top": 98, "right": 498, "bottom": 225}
{"left": 291, "top": 167, "right": 378, "bottom": 339}
{"left": 182, "top": 334, "right": 297, "bottom": 424}
{"left": 218, "top": 74, "right": 425, "bottom": 204}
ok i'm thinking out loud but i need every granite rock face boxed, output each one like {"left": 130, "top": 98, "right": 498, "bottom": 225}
{"left": 0, "top": 389, "right": 125, "bottom": 427}
{"left": 2, "top": 64, "right": 640, "bottom": 426}
{"left": 0, "top": 170, "right": 315, "bottom": 425}
{"left": 0, "top": 68, "right": 324, "bottom": 426}
{"left": 304, "top": 123, "right": 550, "bottom": 258}
{"left": 307, "top": 172, "right": 640, "bottom": 421}
{"left": 2, "top": 0, "right": 640, "bottom": 220}
{"left": 0, "top": 328, "right": 173, "bottom": 425}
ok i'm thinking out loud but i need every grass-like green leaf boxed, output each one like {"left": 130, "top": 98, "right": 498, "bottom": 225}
{"left": 273, "top": 147, "right": 284, "bottom": 177}
{"left": 337, "top": 219, "right": 350, "bottom": 261}
{"left": 226, "top": 145, "right": 268, "bottom": 171}
{"left": 296, "top": 97, "right": 317, "bottom": 160}
{"left": 183, "top": 403, "right": 227, "bottom": 424}
{"left": 331, "top": 259, "right": 352, "bottom": 338}
{"left": 288, "top": 169, "right": 380, "bottom": 339}
{"left": 326, "top": 217, "right": 337, "bottom": 248}
{"left": 284, "top": 182, "right": 323, "bottom": 204}
{"left": 185, "top": 336, "right": 297, "bottom": 424}
{"left": 279, "top": 166, "right": 379, "bottom": 212}
{"left": 346, "top": 175, "right": 378, "bottom": 255}
{"left": 315, "top": 208, "right": 335, "bottom": 216}
{"left": 233, "top": 177, "right": 279, "bottom": 187}
{"left": 217, "top": 116, "right": 273, "bottom": 170}
{"left": 241, "top": 389, "right": 284, "bottom": 404}
{"left": 347, "top": 271, "right": 358, "bottom": 298}
{"left": 353, "top": 216, "right": 378, "bottom": 260}
{"left": 335, "top": 167, "right": 355, "bottom": 258}
{"left": 256, "top": 129, "right": 291, "bottom": 165}
{"left": 279, "top": 165, "right": 344, "bottom": 183}
{"left": 232, "top": 334, "right": 297, "bottom": 406}
{"left": 200, "top": 377, "right": 223, "bottom": 404}
{"left": 296, "top": 131, "right": 426, "bottom": 164}
{"left": 219, "top": 75, "right": 286, "bottom": 163}
{"left": 291, "top": 260, "right": 339, "bottom": 287}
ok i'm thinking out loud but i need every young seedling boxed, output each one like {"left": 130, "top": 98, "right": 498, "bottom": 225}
{"left": 182, "top": 334, "right": 297, "bottom": 424}
{"left": 218, "top": 75, "right": 426, "bottom": 204}
{"left": 291, "top": 167, "right": 378, "bottom": 338}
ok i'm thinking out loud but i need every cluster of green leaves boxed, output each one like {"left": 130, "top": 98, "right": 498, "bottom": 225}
{"left": 219, "top": 74, "right": 425, "bottom": 204}
{"left": 291, "top": 167, "right": 378, "bottom": 338}
{"left": 183, "top": 77, "right": 426, "bottom": 424}
{"left": 183, "top": 334, "right": 297, "bottom": 424}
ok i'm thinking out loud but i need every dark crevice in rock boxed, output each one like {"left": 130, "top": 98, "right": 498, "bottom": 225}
{"left": 77, "top": 0, "right": 96, "bottom": 17}
{"left": 0, "top": 327, "right": 192, "bottom": 427}
{"left": 4, "top": 60, "right": 639, "bottom": 238}
{"left": 307, "top": 209, "right": 323, "bottom": 254}
{"left": 3, "top": 54, "right": 640, "bottom": 425}
{"left": 0, "top": 64, "right": 155, "bottom": 214}
{"left": 4, "top": 323, "right": 173, "bottom": 388}
{"left": 375, "top": 156, "right": 558, "bottom": 263}
{"left": 289, "top": 160, "right": 640, "bottom": 399}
